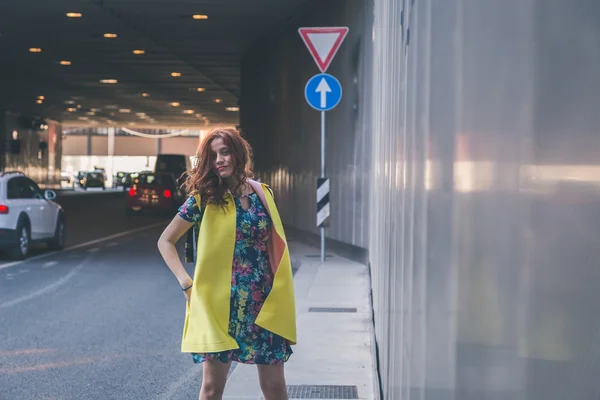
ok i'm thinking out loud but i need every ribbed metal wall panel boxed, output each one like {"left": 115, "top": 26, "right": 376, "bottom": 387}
{"left": 239, "top": 0, "right": 373, "bottom": 249}
{"left": 371, "top": 0, "right": 600, "bottom": 398}
{"left": 240, "top": 0, "right": 600, "bottom": 397}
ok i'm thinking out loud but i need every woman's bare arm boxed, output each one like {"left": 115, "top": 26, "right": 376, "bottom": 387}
{"left": 157, "top": 216, "right": 194, "bottom": 291}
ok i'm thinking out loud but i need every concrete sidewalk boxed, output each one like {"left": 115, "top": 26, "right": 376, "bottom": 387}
{"left": 223, "top": 239, "right": 378, "bottom": 400}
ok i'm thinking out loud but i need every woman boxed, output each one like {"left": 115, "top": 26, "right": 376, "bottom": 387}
{"left": 157, "top": 127, "right": 296, "bottom": 400}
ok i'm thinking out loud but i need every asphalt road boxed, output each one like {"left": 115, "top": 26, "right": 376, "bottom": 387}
{"left": 0, "top": 192, "right": 208, "bottom": 400}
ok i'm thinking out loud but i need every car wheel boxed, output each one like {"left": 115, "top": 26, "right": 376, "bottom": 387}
{"left": 48, "top": 215, "right": 66, "bottom": 251}
{"left": 10, "top": 222, "right": 30, "bottom": 260}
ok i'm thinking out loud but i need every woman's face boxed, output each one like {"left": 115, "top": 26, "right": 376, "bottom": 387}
{"left": 210, "top": 137, "right": 234, "bottom": 178}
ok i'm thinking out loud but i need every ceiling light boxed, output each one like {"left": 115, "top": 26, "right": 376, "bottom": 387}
{"left": 226, "top": 107, "right": 239, "bottom": 112}
{"left": 66, "top": 12, "right": 82, "bottom": 18}
{"left": 195, "top": 113, "right": 202, "bottom": 118}
{"left": 192, "top": 14, "right": 208, "bottom": 20}
{"left": 90, "top": 108, "right": 101, "bottom": 112}
{"left": 103, "top": 33, "right": 117, "bottom": 39}
{"left": 214, "top": 99, "right": 222, "bottom": 103}
{"left": 183, "top": 109, "right": 194, "bottom": 114}
{"left": 37, "top": 96, "right": 45, "bottom": 100}
{"left": 86, "top": 111, "right": 96, "bottom": 116}
{"left": 36, "top": 100, "right": 43, "bottom": 104}
{"left": 100, "top": 79, "right": 118, "bottom": 84}
{"left": 29, "top": 48, "right": 42, "bottom": 53}
{"left": 196, "top": 87, "right": 206, "bottom": 92}
{"left": 171, "top": 72, "right": 182, "bottom": 77}
{"left": 119, "top": 109, "right": 131, "bottom": 113}
{"left": 141, "top": 92, "right": 150, "bottom": 97}
{"left": 133, "top": 49, "right": 145, "bottom": 55}
{"left": 170, "top": 102, "right": 180, "bottom": 107}
{"left": 60, "top": 60, "right": 72, "bottom": 66}
{"left": 67, "top": 108, "right": 77, "bottom": 112}
{"left": 65, "top": 100, "right": 75, "bottom": 104}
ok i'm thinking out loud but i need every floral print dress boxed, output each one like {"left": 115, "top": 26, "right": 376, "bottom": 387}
{"left": 177, "top": 192, "right": 293, "bottom": 365}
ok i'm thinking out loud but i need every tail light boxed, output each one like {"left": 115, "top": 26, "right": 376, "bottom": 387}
{"left": 163, "top": 189, "right": 172, "bottom": 198}
{"left": 0, "top": 205, "right": 8, "bottom": 214}
{"left": 128, "top": 188, "right": 136, "bottom": 197}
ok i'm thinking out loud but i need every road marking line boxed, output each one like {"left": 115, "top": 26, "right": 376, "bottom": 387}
{"left": 155, "top": 365, "right": 202, "bottom": 400}
{"left": 0, "top": 222, "right": 165, "bottom": 271}
{"left": 0, "top": 255, "right": 92, "bottom": 309}
{"left": 42, "top": 261, "right": 58, "bottom": 268}
{"left": 0, "top": 348, "right": 56, "bottom": 357}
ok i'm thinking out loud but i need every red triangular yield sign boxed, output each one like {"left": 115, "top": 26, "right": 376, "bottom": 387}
{"left": 298, "top": 27, "right": 349, "bottom": 72}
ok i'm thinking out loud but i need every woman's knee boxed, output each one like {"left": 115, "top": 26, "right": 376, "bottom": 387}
{"left": 261, "top": 379, "right": 287, "bottom": 397}
{"left": 200, "top": 360, "right": 230, "bottom": 400}
{"left": 258, "top": 365, "right": 288, "bottom": 399}
{"left": 200, "top": 380, "right": 227, "bottom": 399}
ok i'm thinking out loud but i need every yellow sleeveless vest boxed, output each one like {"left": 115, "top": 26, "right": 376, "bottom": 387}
{"left": 181, "top": 180, "right": 297, "bottom": 353}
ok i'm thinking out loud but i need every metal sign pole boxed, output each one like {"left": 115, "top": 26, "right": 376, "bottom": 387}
{"left": 321, "top": 110, "right": 326, "bottom": 262}
{"left": 299, "top": 26, "right": 348, "bottom": 263}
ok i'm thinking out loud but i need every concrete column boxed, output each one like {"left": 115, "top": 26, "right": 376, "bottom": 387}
{"left": 107, "top": 127, "right": 115, "bottom": 187}
{"left": 86, "top": 130, "right": 92, "bottom": 156}
{"left": 0, "top": 111, "right": 5, "bottom": 171}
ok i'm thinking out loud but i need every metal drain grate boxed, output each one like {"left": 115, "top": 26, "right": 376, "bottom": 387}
{"left": 287, "top": 385, "right": 358, "bottom": 399}
{"left": 309, "top": 307, "right": 357, "bottom": 313}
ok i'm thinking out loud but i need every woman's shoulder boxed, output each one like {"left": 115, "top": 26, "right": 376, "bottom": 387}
{"left": 178, "top": 194, "right": 204, "bottom": 223}
{"left": 185, "top": 192, "right": 201, "bottom": 205}
{"left": 254, "top": 181, "right": 274, "bottom": 198}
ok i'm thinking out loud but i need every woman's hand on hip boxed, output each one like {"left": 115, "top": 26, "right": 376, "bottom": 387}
{"left": 181, "top": 278, "right": 193, "bottom": 302}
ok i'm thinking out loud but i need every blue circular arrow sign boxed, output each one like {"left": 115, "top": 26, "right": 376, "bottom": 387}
{"left": 304, "top": 73, "right": 342, "bottom": 111}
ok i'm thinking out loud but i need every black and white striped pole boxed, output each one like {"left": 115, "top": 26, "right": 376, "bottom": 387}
{"left": 299, "top": 26, "right": 349, "bottom": 262}
{"left": 317, "top": 173, "right": 330, "bottom": 261}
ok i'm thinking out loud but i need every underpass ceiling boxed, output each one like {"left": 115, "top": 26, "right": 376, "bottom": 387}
{"left": 0, "top": 0, "right": 313, "bottom": 128}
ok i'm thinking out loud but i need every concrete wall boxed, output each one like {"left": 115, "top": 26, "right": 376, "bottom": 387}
{"left": 240, "top": 0, "right": 373, "bottom": 250}
{"left": 2, "top": 111, "right": 62, "bottom": 187}
{"left": 63, "top": 135, "right": 200, "bottom": 157}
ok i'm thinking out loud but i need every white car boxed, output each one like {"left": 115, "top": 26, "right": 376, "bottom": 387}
{"left": 0, "top": 172, "right": 65, "bottom": 259}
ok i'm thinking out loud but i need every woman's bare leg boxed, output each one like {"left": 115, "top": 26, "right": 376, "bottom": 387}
{"left": 257, "top": 364, "right": 288, "bottom": 400}
{"left": 199, "top": 360, "right": 231, "bottom": 400}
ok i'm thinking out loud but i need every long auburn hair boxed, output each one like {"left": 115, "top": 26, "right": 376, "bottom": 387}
{"left": 183, "top": 127, "right": 253, "bottom": 207}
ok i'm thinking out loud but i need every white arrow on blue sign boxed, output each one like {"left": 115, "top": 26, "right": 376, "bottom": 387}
{"left": 304, "top": 73, "right": 342, "bottom": 111}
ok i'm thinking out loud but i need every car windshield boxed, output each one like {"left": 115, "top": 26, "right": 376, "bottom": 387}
{"left": 137, "top": 174, "right": 173, "bottom": 187}
{"left": 87, "top": 172, "right": 101, "bottom": 179}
